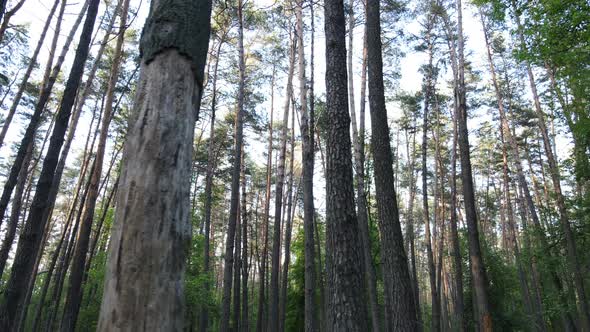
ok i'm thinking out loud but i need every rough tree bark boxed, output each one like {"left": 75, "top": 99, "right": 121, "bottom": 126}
{"left": 348, "top": 2, "right": 380, "bottom": 330}
{"left": 323, "top": 0, "right": 368, "bottom": 329}
{"left": 96, "top": 0, "right": 212, "bottom": 329}
{"left": 366, "top": 0, "right": 418, "bottom": 329}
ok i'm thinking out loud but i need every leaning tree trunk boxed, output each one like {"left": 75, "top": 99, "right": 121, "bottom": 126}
{"left": 0, "top": 0, "right": 88, "bottom": 232}
{"left": 60, "top": 1, "right": 130, "bottom": 330}
{"left": 366, "top": 0, "right": 417, "bottom": 329}
{"left": 96, "top": 0, "right": 212, "bottom": 329}
{"left": 0, "top": 0, "right": 100, "bottom": 329}
{"left": 220, "top": 1, "right": 246, "bottom": 330}
{"left": 456, "top": 0, "right": 493, "bottom": 329}
{"left": 323, "top": 0, "right": 368, "bottom": 329}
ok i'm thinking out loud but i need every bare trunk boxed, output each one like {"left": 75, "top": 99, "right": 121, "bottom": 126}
{"left": 220, "top": 1, "right": 246, "bottom": 330}
{"left": 324, "top": 0, "right": 368, "bottom": 328}
{"left": 456, "top": 0, "right": 493, "bottom": 329}
{"left": 269, "top": 27, "right": 296, "bottom": 332}
{"left": 96, "top": 0, "right": 212, "bottom": 329}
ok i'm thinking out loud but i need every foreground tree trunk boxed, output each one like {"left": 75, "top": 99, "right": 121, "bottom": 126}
{"left": 366, "top": 0, "right": 417, "bottom": 329}
{"left": 96, "top": 0, "right": 212, "bottom": 329}
{"left": 0, "top": 0, "right": 100, "bottom": 328}
{"left": 323, "top": 0, "right": 368, "bottom": 329}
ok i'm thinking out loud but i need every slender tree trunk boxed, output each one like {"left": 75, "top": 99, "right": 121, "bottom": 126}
{"left": 0, "top": 142, "right": 33, "bottom": 277}
{"left": 297, "top": 0, "right": 318, "bottom": 330}
{"left": 279, "top": 106, "right": 297, "bottom": 332}
{"left": 421, "top": 17, "right": 440, "bottom": 332}
{"left": 0, "top": 0, "right": 100, "bottom": 328}
{"left": 406, "top": 126, "right": 423, "bottom": 330}
{"left": 234, "top": 174, "right": 242, "bottom": 331}
{"left": 96, "top": 0, "right": 212, "bottom": 329}
{"left": 449, "top": 105, "right": 466, "bottom": 332}
{"left": 200, "top": 31, "right": 225, "bottom": 332}
{"left": 323, "top": 0, "right": 368, "bottom": 329}
{"left": 257, "top": 66, "right": 275, "bottom": 332}
{"left": 220, "top": 1, "right": 246, "bottom": 330}
{"left": 456, "top": 0, "right": 493, "bottom": 329}
{"left": 60, "top": 2, "right": 129, "bottom": 329}
{"left": 269, "top": 27, "right": 296, "bottom": 332}
{"left": 478, "top": 12, "right": 546, "bottom": 330}
{"left": 241, "top": 153, "right": 249, "bottom": 332}
{"left": 0, "top": 0, "right": 88, "bottom": 232}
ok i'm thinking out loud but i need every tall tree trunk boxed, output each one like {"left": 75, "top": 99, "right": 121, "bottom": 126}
{"left": 234, "top": 172, "right": 242, "bottom": 331}
{"left": 279, "top": 106, "right": 297, "bottom": 332}
{"left": 449, "top": 104, "right": 466, "bottom": 332}
{"left": 220, "top": 1, "right": 245, "bottom": 330}
{"left": 456, "top": 0, "right": 493, "bottom": 329}
{"left": 421, "top": 16, "right": 440, "bottom": 332}
{"left": 366, "top": 0, "right": 417, "bottom": 329}
{"left": 406, "top": 125, "right": 423, "bottom": 330}
{"left": 257, "top": 65, "right": 275, "bottom": 332}
{"left": 269, "top": 26, "right": 296, "bottom": 332}
{"left": 297, "top": 0, "right": 318, "bottom": 330}
{"left": 96, "top": 0, "right": 212, "bottom": 329}
{"left": 0, "top": 0, "right": 100, "bottom": 328}
{"left": 200, "top": 31, "right": 225, "bottom": 332}
{"left": 323, "top": 0, "right": 368, "bottom": 329}
{"left": 60, "top": 1, "right": 129, "bottom": 329}
{"left": 349, "top": 3, "right": 380, "bottom": 330}
{"left": 241, "top": 152, "right": 249, "bottom": 332}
